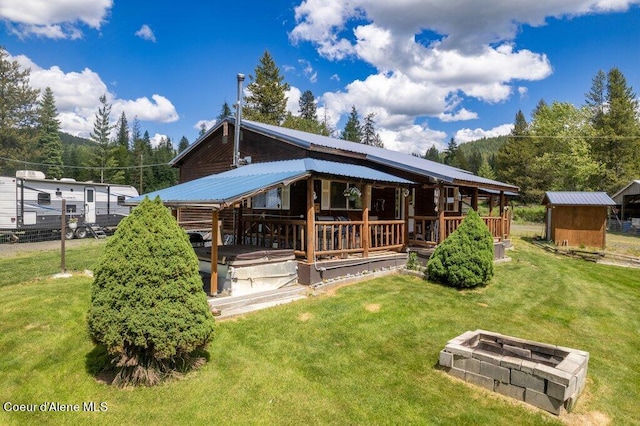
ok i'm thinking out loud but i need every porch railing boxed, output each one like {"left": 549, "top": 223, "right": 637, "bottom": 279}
{"left": 408, "top": 213, "right": 511, "bottom": 246}
{"left": 241, "top": 219, "right": 307, "bottom": 257}
{"left": 315, "top": 219, "right": 405, "bottom": 257}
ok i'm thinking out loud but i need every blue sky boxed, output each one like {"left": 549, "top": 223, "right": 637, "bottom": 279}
{"left": 1, "top": 0, "right": 639, "bottom": 154}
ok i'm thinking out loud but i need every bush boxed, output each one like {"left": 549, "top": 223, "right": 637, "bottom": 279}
{"left": 406, "top": 251, "right": 420, "bottom": 271}
{"left": 512, "top": 205, "right": 546, "bottom": 223}
{"left": 87, "top": 197, "right": 215, "bottom": 386}
{"left": 426, "top": 209, "right": 494, "bottom": 288}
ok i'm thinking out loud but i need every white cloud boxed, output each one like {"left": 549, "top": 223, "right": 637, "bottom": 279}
{"left": 298, "top": 59, "right": 318, "bottom": 83}
{"left": 292, "top": 0, "right": 639, "bottom": 153}
{"left": 149, "top": 133, "right": 170, "bottom": 148}
{"left": 11, "top": 52, "right": 179, "bottom": 137}
{"left": 0, "top": 0, "right": 112, "bottom": 39}
{"left": 135, "top": 24, "right": 156, "bottom": 42}
{"left": 286, "top": 86, "right": 302, "bottom": 115}
{"left": 454, "top": 124, "right": 514, "bottom": 144}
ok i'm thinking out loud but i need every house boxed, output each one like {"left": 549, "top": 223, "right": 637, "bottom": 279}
{"left": 542, "top": 191, "right": 616, "bottom": 248}
{"left": 611, "top": 180, "right": 640, "bottom": 230}
{"left": 130, "top": 117, "right": 518, "bottom": 293}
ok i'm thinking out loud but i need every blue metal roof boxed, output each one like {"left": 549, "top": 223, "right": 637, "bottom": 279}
{"left": 128, "top": 158, "right": 411, "bottom": 208}
{"left": 542, "top": 192, "right": 616, "bottom": 206}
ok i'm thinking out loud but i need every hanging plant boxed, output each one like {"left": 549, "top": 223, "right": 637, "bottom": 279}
{"left": 343, "top": 185, "right": 361, "bottom": 201}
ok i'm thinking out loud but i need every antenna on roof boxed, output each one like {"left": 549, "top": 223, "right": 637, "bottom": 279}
{"left": 233, "top": 73, "right": 245, "bottom": 167}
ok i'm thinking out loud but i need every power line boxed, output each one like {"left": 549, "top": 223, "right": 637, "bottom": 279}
{"left": 0, "top": 156, "right": 172, "bottom": 170}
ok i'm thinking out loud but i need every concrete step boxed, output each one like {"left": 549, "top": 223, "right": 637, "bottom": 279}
{"left": 208, "top": 285, "right": 309, "bottom": 319}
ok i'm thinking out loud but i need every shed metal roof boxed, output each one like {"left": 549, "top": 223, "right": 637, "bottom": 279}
{"left": 611, "top": 180, "right": 640, "bottom": 203}
{"left": 172, "top": 118, "right": 519, "bottom": 193}
{"left": 128, "top": 158, "right": 411, "bottom": 209}
{"left": 542, "top": 191, "right": 616, "bottom": 206}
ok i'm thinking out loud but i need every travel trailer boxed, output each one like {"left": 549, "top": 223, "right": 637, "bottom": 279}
{"left": 0, "top": 170, "right": 139, "bottom": 242}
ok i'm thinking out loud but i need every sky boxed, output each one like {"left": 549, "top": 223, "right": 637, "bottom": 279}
{"left": 1, "top": 0, "right": 639, "bottom": 155}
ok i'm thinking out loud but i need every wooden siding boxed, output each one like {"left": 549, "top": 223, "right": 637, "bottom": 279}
{"left": 550, "top": 205, "right": 608, "bottom": 248}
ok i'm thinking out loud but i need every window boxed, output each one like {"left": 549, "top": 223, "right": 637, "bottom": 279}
{"left": 252, "top": 186, "right": 290, "bottom": 210}
{"left": 66, "top": 204, "right": 77, "bottom": 213}
{"left": 445, "top": 187, "right": 459, "bottom": 212}
{"left": 321, "top": 180, "right": 362, "bottom": 211}
{"left": 117, "top": 195, "right": 126, "bottom": 206}
{"left": 37, "top": 192, "right": 50, "bottom": 205}
{"left": 86, "top": 189, "right": 94, "bottom": 203}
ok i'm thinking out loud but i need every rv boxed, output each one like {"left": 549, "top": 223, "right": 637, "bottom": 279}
{"left": 0, "top": 170, "right": 139, "bottom": 242}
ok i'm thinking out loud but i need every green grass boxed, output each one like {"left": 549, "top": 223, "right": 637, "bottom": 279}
{"left": 1, "top": 239, "right": 639, "bottom": 425}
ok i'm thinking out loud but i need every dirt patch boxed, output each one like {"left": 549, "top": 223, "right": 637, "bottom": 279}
{"left": 365, "top": 303, "right": 380, "bottom": 312}
{"left": 562, "top": 411, "right": 610, "bottom": 426}
{"left": 298, "top": 312, "right": 314, "bottom": 322}
{"left": 477, "top": 302, "right": 489, "bottom": 308}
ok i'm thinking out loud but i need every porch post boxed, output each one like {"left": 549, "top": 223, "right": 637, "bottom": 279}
{"left": 438, "top": 183, "right": 445, "bottom": 243}
{"left": 489, "top": 195, "right": 494, "bottom": 215}
{"left": 306, "top": 177, "right": 316, "bottom": 263}
{"left": 363, "top": 183, "right": 371, "bottom": 257}
{"left": 472, "top": 187, "right": 478, "bottom": 211}
{"left": 499, "top": 191, "right": 505, "bottom": 241}
{"left": 210, "top": 209, "right": 219, "bottom": 297}
{"left": 403, "top": 187, "right": 409, "bottom": 250}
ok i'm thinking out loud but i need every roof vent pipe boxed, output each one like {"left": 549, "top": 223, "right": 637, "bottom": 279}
{"left": 233, "top": 73, "right": 245, "bottom": 167}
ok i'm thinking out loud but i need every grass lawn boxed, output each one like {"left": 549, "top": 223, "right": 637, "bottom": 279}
{"left": 1, "top": 238, "right": 639, "bottom": 425}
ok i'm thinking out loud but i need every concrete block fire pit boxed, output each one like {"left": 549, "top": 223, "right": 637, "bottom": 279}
{"left": 439, "top": 330, "right": 589, "bottom": 415}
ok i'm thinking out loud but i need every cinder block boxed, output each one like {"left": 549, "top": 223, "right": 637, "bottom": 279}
{"left": 465, "top": 372, "right": 495, "bottom": 391}
{"left": 511, "top": 369, "right": 546, "bottom": 393}
{"left": 556, "top": 359, "right": 581, "bottom": 375}
{"left": 494, "top": 381, "right": 525, "bottom": 401}
{"left": 503, "top": 344, "right": 531, "bottom": 358}
{"left": 534, "top": 363, "right": 572, "bottom": 385}
{"left": 453, "top": 355, "right": 480, "bottom": 373}
{"left": 524, "top": 342, "right": 557, "bottom": 356}
{"left": 445, "top": 343, "right": 474, "bottom": 358}
{"left": 439, "top": 350, "right": 453, "bottom": 368}
{"left": 525, "top": 388, "right": 565, "bottom": 415}
{"left": 445, "top": 366, "right": 466, "bottom": 380}
{"left": 546, "top": 379, "right": 573, "bottom": 401}
{"left": 480, "top": 360, "right": 510, "bottom": 383}
{"left": 520, "top": 360, "right": 537, "bottom": 374}
{"left": 500, "top": 355, "right": 522, "bottom": 370}
{"left": 474, "top": 349, "right": 503, "bottom": 365}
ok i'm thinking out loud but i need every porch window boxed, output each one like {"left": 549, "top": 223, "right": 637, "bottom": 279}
{"left": 322, "top": 180, "right": 362, "bottom": 210}
{"left": 252, "top": 186, "right": 290, "bottom": 210}
{"left": 445, "top": 187, "right": 460, "bottom": 212}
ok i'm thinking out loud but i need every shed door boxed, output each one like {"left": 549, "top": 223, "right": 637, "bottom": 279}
{"left": 85, "top": 187, "right": 96, "bottom": 223}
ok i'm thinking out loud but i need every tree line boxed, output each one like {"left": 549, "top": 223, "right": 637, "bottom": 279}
{"left": 0, "top": 47, "right": 183, "bottom": 193}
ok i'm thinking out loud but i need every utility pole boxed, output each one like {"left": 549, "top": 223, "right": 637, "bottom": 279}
{"left": 139, "top": 154, "right": 143, "bottom": 194}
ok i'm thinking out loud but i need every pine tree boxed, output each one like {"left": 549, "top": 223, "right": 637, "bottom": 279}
{"left": 89, "top": 94, "right": 115, "bottom": 183}
{"left": 217, "top": 101, "right": 233, "bottom": 121}
{"left": 424, "top": 144, "right": 441, "bottom": 162}
{"left": 37, "top": 87, "right": 64, "bottom": 179}
{"left": 477, "top": 159, "right": 496, "bottom": 180}
{"left": 298, "top": 90, "right": 317, "bottom": 121}
{"left": 362, "top": 112, "right": 384, "bottom": 147}
{"left": 243, "top": 51, "right": 290, "bottom": 125}
{"left": 198, "top": 122, "right": 207, "bottom": 136}
{"left": 0, "top": 47, "right": 40, "bottom": 175}
{"left": 112, "top": 111, "right": 131, "bottom": 184}
{"left": 178, "top": 136, "right": 189, "bottom": 153}
{"left": 341, "top": 106, "right": 362, "bottom": 142}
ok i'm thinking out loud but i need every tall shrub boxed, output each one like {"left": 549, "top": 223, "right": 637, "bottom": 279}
{"left": 87, "top": 197, "right": 215, "bottom": 386}
{"left": 426, "top": 209, "right": 494, "bottom": 288}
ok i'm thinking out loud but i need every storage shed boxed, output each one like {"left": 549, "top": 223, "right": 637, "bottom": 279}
{"left": 611, "top": 180, "right": 640, "bottom": 221}
{"left": 542, "top": 192, "right": 615, "bottom": 248}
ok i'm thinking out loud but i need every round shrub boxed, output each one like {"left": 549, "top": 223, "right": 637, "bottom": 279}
{"left": 426, "top": 209, "right": 494, "bottom": 288}
{"left": 87, "top": 197, "right": 215, "bottom": 386}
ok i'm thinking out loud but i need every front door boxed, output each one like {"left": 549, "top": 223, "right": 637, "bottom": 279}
{"left": 84, "top": 187, "right": 96, "bottom": 223}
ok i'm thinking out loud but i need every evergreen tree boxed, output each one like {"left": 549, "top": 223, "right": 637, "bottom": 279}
{"left": 341, "top": 106, "right": 362, "bottom": 142}
{"left": 0, "top": 46, "right": 40, "bottom": 175}
{"left": 444, "top": 138, "right": 465, "bottom": 167}
{"left": 178, "top": 136, "right": 189, "bottom": 153}
{"left": 477, "top": 158, "right": 496, "bottom": 180}
{"left": 362, "top": 112, "right": 384, "bottom": 147}
{"left": 217, "top": 101, "right": 233, "bottom": 121}
{"left": 89, "top": 94, "right": 115, "bottom": 183}
{"left": 87, "top": 197, "right": 215, "bottom": 387}
{"left": 243, "top": 50, "right": 290, "bottom": 125}
{"left": 150, "top": 137, "right": 178, "bottom": 191}
{"left": 199, "top": 122, "right": 207, "bottom": 136}
{"left": 37, "top": 87, "right": 64, "bottom": 179}
{"left": 586, "top": 67, "right": 640, "bottom": 192}
{"left": 112, "top": 111, "right": 131, "bottom": 184}
{"left": 298, "top": 90, "right": 317, "bottom": 121}
{"left": 468, "top": 151, "right": 483, "bottom": 175}
{"left": 424, "top": 144, "right": 441, "bottom": 162}
{"left": 115, "top": 112, "right": 130, "bottom": 149}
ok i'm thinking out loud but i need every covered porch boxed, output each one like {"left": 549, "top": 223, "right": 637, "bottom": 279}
{"left": 130, "top": 159, "right": 514, "bottom": 293}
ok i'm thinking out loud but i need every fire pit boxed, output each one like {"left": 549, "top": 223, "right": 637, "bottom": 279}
{"left": 438, "top": 330, "right": 588, "bottom": 415}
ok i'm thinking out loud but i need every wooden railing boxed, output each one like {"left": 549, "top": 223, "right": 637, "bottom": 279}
{"left": 241, "top": 219, "right": 307, "bottom": 257}
{"left": 408, "top": 213, "right": 511, "bottom": 246}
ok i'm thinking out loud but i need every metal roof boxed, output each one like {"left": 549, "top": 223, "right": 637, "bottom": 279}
{"left": 611, "top": 180, "right": 640, "bottom": 203}
{"left": 172, "top": 118, "right": 519, "bottom": 193}
{"left": 542, "top": 191, "right": 616, "bottom": 206}
{"left": 128, "top": 158, "right": 411, "bottom": 208}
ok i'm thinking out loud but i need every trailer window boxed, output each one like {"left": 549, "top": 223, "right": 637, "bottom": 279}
{"left": 37, "top": 193, "right": 51, "bottom": 205}
{"left": 66, "top": 205, "right": 77, "bottom": 213}
{"left": 86, "top": 189, "right": 94, "bottom": 203}
{"left": 117, "top": 195, "right": 125, "bottom": 206}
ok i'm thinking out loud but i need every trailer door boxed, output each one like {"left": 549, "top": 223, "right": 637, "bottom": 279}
{"left": 85, "top": 187, "right": 96, "bottom": 223}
